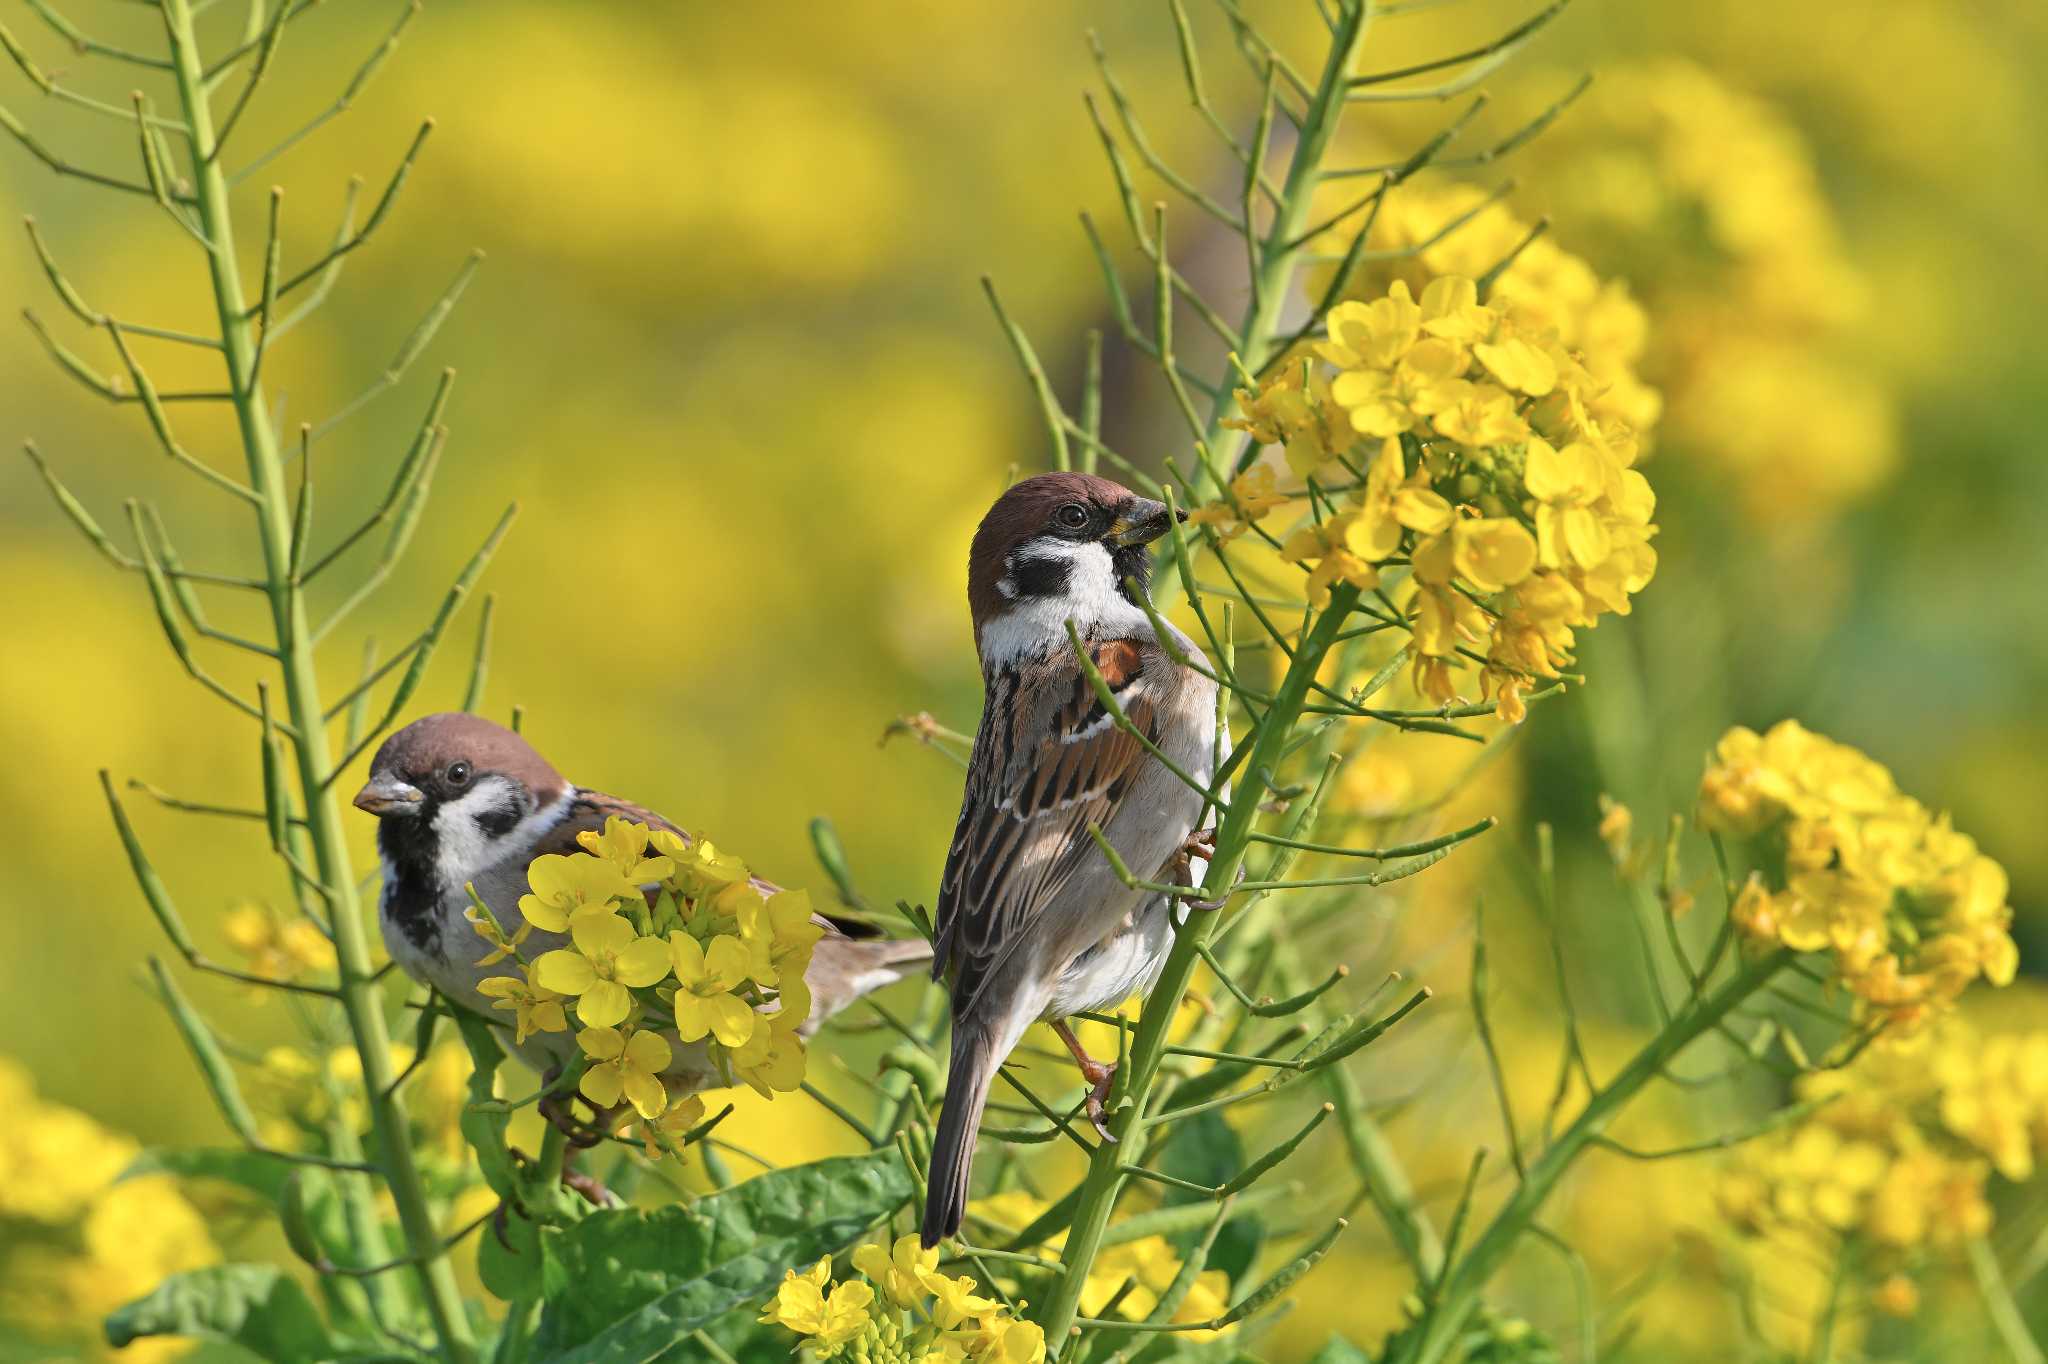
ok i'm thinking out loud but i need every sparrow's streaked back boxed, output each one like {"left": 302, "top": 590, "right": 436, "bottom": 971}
{"left": 923, "top": 472, "right": 1218, "bottom": 1246}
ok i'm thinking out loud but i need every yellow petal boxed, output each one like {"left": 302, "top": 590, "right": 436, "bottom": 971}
{"left": 624, "top": 1028, "right": 674, "bottom": 1073}
{"left": 571, "top": 911, "right": 635, "bottom": 957}
{"left": 579, "top": 1065, "right": 624, "bottom": 1110}
{"left": 532, "top": 950, "right": 596, "bottom": 996}
{"left": 614, "top": 936, "right": 673, "bottom": 988}
{"left": 709, "top": 994, "right": 759, "bottom": 1049}
{"left": 577, "top": 980, "right": 631, "bottom": 1028}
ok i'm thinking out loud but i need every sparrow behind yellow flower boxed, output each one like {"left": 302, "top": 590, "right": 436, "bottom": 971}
{"left": 353, "top": 713, "right": 929, "bottom": 1112}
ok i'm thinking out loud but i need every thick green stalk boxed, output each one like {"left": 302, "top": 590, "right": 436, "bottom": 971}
{"left": 1390, "top": 948, "right": 1792, "bottom": 1364}
{"left": 157, "top": 2, "right": 477, "bottom": 1358}
{"left": 1035, "top": 586, "right": 1363, "bottom": 1352}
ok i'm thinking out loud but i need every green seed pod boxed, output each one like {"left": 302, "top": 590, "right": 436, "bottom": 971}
{"left": 278, "top": 1170, "right": 326, "bottom": 1268}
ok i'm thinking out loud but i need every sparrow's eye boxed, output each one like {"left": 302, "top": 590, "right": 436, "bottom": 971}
{"left": 1053, "top": 502, "right": 1091, "bottom": 533}
{"left": 445, "top": 761, "right": 471, "bottom": 787}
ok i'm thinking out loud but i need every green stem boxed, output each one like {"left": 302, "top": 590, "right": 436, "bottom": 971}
{"left": 1392, "top": 948, "right": 1792, "bottom": 1364}
{"left": 1184, "top": 0, "right": 1374, "bottom": 503}
{"left": 1035, "top": 586, "right": 1362, "bottom": 1353}
{"left": 1969, "top": 1237, "right": 2046, "bottom": 1364}
{"left": 158, "top": 2, "right": 477, "bottom": 1358}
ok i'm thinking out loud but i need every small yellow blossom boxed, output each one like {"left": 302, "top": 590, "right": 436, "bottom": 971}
{"left": 923, "top": 1270, "right": 999, "bottom": 1330}
{"left": 576, "top": 1024, "right": 671, "bottom": 1119}
{"left": 651, "top": 829, "right": 750, "bottom": 898}
{"left": 669, "top": 932, "right": 756, "bottom": 1047}
{"left": 576, "top": 816, "right": 675, "bottom": 883}
{"left": 736, "top": 888, "right": 824, "bottom": 988}
{"left": 759, "top": 1258, "right": 874, "bottom": 1349}
{"left": 1186, "top": 464, "right": 1289, "bottom": 541}
{"left": 852, "top": 1234, "right": 938, "bottom": 1309}
{"left": 517, "top": 853, "right": 638, "bottom": 933}
{"left": 531, "top": 912, "right": 673, "bottom": 1028}
{"left": 222, "top": 903, "right": 335, "bottom": 984}
{"left": 464, "top": 902, "right": 530, "bottom": 966}
{"left": 632, "top": 1093, "right": 707, "bottom": 1158}
{"left": 730, "top": 1007, "right": 807, "bottom": 1097}
{"left": 476, "top": 973, "right": 569, "bottom": 1044}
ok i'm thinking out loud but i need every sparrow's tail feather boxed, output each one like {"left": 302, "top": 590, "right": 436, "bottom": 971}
{"left": 923, "top": 1018, "right": 999, "bottom": 1248}
{"left": 800, "top": 936, "right": 935, "bottom": 1037}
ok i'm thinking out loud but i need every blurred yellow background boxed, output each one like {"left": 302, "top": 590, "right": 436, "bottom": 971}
{"left": 2, "top": 1, "right": 2044, "bottom": 1359}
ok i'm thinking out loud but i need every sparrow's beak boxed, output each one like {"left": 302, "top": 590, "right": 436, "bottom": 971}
{"left": 353, "top": 774, "right": 424, "bottom": 817}
{"left": 1106, "top": 496, "right": 1184, "bottom": 548}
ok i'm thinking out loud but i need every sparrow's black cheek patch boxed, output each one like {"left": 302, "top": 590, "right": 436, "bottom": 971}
{"left": 475, "top": 800, "right": 522, "bottom": 839}
{"left": 1009, "top": 554, "right": 1072, "bottom": 598}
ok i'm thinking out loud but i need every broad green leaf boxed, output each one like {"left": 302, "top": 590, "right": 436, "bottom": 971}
{"left": 530, "top": 1149, "right": 915, "bottom": 1363}
{"left": 1305, "top": 1334, "right": 1374, "bottom": 1364}
{"left": 1156, "top": 1110, "right": 1262, "bottom": 1284}
{"left": 104, "top": 1264, "right": 332, "bottom": 1360}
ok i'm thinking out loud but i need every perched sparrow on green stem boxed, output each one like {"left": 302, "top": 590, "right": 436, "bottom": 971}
{"left": 354, "top": 713, "right": 930, "bottom": 1109}
{"left": 922, "top": 473, "right": 1219, "bottom": 1247}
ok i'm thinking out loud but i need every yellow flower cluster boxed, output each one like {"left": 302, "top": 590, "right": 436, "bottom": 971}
{"left": 1506, "top": 60, "right": 1898, "bottom": 519}
{"left": 221, "top": 902, "right": 336, "bottom": 988}
{"left": 475, "top": 817, "right": 815, "bottom": 1143}
{"left": 969, "top": 1191, "right": 1232, "bottom": 1337}
{"left": 1718, "top": 1019, "right": 2048, "bottom": 1274}
{"left": 1698, "top": 721, "right": 2018, "bottom": 1027}
{"left": 759, "top": 1235, "right": 1046, "bottom": 1363}
{"left": 1204, "top": 270, "right": 1659, "bottom": 722}
{"left": 0, "top": 1057, "right": 217, "bottom": 1363}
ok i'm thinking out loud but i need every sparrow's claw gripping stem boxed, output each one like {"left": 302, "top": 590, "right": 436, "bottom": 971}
{"left": 1165, "top": 826, "right": 1233, "bottom": 911}
{"left": 538, "top": 1084, "right": 614, "bottom": 1149}
{"left": 1052, "top": 1019, "right": 1120, "bottom": 1145}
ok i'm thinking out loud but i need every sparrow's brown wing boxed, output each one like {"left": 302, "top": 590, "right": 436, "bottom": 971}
{"left": 934, "top": 639, "right": 1161, "bottom": 1018}
{"left": 526, "top": 790, "right": 688, "bottom": 858}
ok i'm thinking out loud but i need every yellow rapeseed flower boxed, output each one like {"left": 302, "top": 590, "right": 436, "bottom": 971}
{"left": 758, "top": 1259, "right": 874, "bottom": 1348}
{"left": 476, "top": 973, "right": 569, "bottom": 1043}
{"left": 576, "top": 815, "right": 675, "bottom": 883}
{"left": 576, "top": 1024, "right": 671, "bottom": 1119}
{"left": 669, "top": 932, "right": 756, "bottom": 1047}
{"left": 518, "top": 853, "right": 638, "bottom": 933}
{"left": 531, "top": 912, "right": 673, "bottom": 1028}
{"left": 851, "top": 1234, "right": 939, "bottom": 1309}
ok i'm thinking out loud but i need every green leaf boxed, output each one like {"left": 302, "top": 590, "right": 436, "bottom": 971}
{"left": 1305, "top": 1337, "right": 1374, "bottom": 1364}
{"left": 104, "top": 1265, "right": 332, "bottom": 1360}
{"left": 479, "top": 1202, "right": 552, "bottom": 1303}
{"left": 1156, "top": 1110, "right": 1262, "bottom": 1284}
{"left": 531, "top": 1149, "right": 915, "bottom": 1363}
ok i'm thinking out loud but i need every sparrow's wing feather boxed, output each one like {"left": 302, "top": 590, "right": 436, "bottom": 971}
{"left": 935, "top": 639, "right": 1162, "bottom": 1018}
{"left": 526, "top": 791, "right": 687, "bottom": 857}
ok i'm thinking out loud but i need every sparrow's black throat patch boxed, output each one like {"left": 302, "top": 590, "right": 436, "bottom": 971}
{"left": 1111, "top": 543, "right": 1153, "bottom": 605}
{"left": 376, "top": 808, "right": 445, "bottom": 955}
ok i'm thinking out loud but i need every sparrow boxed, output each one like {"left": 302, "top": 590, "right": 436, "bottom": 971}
{"left": 353, "top": 712, "right": 931, "bottom": 1107}
{"left": 922, "top": 472, "right": 1219, "bottom": 1247}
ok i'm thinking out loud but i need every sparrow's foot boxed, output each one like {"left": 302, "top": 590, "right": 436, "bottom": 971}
{"left": 1163, "top": 828, "right": 1231, "bottom": 911}
{"left": 538, "top": 1084, "right": 614, "bottom": 1149}
{"left": 1051, "top": 1019, "right": 1121, "bottom": 1145}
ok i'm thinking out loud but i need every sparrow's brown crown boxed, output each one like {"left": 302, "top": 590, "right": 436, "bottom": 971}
{"left": 357, "top": 712, "right": 568, "bottom": 815}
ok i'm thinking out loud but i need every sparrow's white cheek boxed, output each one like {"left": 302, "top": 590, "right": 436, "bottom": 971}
{"left": 430, "top": 777, "right": 523, "bottom": 879}
{"left": 982, "top": 539, "right": 1149, "bottom": 664}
